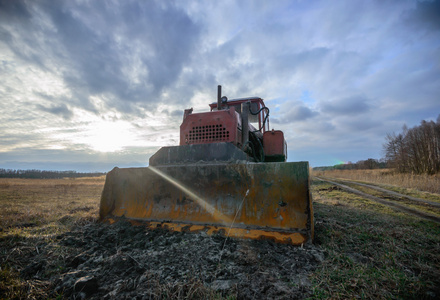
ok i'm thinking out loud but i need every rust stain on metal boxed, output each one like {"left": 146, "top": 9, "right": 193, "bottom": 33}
{"left": 100, "top": 162, "right": 313, "bottom": 245}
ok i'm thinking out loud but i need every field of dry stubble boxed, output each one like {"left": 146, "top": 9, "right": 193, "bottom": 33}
{"left": 1, "top": 172, "right": 440, "bottom": 299}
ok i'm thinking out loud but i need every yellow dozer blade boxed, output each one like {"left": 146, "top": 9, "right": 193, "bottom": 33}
{"left": 100, "top": 161, "right": 313, "bottom": 245}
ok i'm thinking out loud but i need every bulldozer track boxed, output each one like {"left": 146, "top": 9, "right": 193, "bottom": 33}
{"left": 314, "top": 177, "right": 440, "bottom": 224}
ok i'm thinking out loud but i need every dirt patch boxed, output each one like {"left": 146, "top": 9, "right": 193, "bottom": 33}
{"left": 317, "top": 185, "right": 341, "bottom": 192}
{"left": 69, "top": 206, "right": 94, "bottom": 214}
{"left": 18, "top": 219, "right": 322, "bottom": 299}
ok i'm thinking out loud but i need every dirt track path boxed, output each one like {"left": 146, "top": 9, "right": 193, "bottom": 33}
{"left": 314, "top": 177, "right": 440, "bottom": 224}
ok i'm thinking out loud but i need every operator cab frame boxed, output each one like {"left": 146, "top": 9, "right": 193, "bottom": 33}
{"left": 209, "top": 97, "right": 269, "bottom": 133}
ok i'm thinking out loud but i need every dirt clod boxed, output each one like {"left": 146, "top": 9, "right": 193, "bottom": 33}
{"left": 74, "top": 275, "right": 99, "bottom": 295}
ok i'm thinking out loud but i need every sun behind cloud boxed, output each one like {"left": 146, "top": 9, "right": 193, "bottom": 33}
{"left": 81, "top": 120, "right": 136, "bottom": 152}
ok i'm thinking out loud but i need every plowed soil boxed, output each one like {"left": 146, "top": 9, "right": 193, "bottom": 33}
{"left": 15, "top": 220, "right": 323, "bottom": 299}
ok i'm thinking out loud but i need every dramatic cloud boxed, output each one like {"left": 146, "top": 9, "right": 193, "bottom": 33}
{"left": 272, "top": 103, "right": 319, "bottom": 124}
{"left": 321, "top": 95, "right": 371, "bottom": 116}
{"left": 36, "top": 103, "right": 73, "bottom": 120}
{"left": 0, "top": 0, "right": 439, "bottom": 170}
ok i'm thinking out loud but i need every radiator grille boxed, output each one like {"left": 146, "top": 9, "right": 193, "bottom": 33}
{"left": 186, "top": 124, "right": 230, "bottom": 143}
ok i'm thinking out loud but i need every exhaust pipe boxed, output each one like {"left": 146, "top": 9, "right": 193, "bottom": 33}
{"left": 217, "top": 85, "right": 222, "bottom": 110}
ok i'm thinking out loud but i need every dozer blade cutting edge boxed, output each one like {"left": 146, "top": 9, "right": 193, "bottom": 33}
{"left": 100, "top": 161, "right": 313, "bottom": 245}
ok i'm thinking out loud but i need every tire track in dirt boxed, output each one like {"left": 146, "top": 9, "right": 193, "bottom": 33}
{"left": 333, "top": 179, "right": 440, "bottom": 208}
{"left": 314, "top": 177, "right": 440, "bottom": 224}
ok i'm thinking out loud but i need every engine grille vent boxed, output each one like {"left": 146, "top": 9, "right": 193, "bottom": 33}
{"left": 186, "top": 124, "right": 230, "bottom": 143}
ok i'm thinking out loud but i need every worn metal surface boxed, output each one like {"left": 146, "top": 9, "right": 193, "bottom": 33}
{"left": 263, "top": 130, "right": 287, "bottom": 162}
{"left": 180, "top": 108, "right": 241, "bottom": 146}
{"left": 100, "top": 162, "right": 313, "bottom": 244}
{"left": 149, "top": 143, "right": 250, "bottom": 166}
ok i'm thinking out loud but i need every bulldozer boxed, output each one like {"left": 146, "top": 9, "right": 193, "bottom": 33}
{"left": 100, "top": 86, "right": 313, "bottom": 245}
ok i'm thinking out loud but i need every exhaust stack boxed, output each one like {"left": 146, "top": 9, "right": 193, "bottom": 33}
{"left": 217, "top": 85, "right": 222, "bottom": 110}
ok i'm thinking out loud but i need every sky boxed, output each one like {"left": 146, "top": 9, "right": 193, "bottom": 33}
{"left": 1, "top": 0, "right": 439, "bottom": 172}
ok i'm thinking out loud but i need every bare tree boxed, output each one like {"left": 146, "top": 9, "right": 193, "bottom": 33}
{"left": 383, "top": 116, "right": 440, "bottom": 174}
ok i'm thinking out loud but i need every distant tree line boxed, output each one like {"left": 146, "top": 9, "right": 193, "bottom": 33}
{"left": 313, "top": 158, "right": 387, "bottom": 171}
{"left": 0, "top": 169, "right": 106, "bottom": 179}
{"left": 383, "top": 117, "right": 440, "bottom": 175}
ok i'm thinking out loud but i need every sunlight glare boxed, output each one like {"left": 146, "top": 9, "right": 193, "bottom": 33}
{"left": 83, "top": 120, "right": 136, "bottom": 152}
{"left": 149, "top": 166, "right": 233, "bottom": 225}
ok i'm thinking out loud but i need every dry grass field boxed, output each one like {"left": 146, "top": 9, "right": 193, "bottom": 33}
{"left": 312, "top": 168, "right": 440, "bottom": 194}
{"left": 1, "top": 173, "right": 439, "bottom": 299}
{"left": 0, "top": 177, "right": 104, "bottom": 299}
{"left": 0, "top": 177, "right": 103, "bottom": 229}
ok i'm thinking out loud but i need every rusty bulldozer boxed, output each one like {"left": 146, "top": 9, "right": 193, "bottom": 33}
{"left": 100, "top": 86, "right": 313, "bottom": 245}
